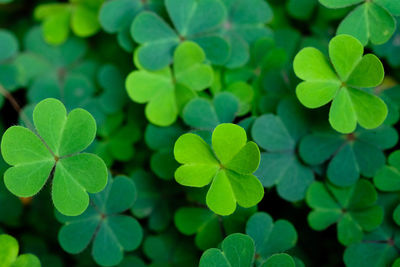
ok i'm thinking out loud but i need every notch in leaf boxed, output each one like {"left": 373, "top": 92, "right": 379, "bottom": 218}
{"left": 0, "top": 234, "right": 41, "bottom": 267}
{"left": 306, "top": 180, "right": 383, "bottom": 246}
{"left": 57, "top": 176, "right": 143, "bottom": 266}
{"left": 294, "top": 34, "right": 387, "bottom": 133}
{"left": 319, "top": 0, "right": 400, "bottom": 45}
{"left": 1, "top": 98, "right": 108, "bottom": 216}
{"left": 174, "top": 123, "right": 264, "bottom": 216}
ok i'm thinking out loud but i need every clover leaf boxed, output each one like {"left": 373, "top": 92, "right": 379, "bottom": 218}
{"left": 57, "top": 176, "right": 143, "bottom": 267}
{"left": 145, "top": 123, "right": 183, "bottom": 180}
{"left": 294, "top": 34, "right": 387, "bottom": 133}
{"left": 246, "top": 212, "right": 298, "bottom": 264}
{"left": 174, "top": 206, "right": 256, "bottom": 250}
{"left": 126, "top": 41, "right": 213, "bottom": 126}
{"left": 319, "top": 0, "right": 400, "bottom": 45}
{"left": 287, "top": 0, "right": 318, "bottom": 20}
{"left": 220, "top": 0, "right": 273, "bottom": 68}
{"left": 306, "top": 179, "right": 383, "bottom": 246}
{"left": 130, "top": 169, "right": 173, "bottom": 232}
{"left": 99, "top": 0, "right": 163, "bottom": 51}
{"left": 0, "top": 234, "right": 41, "bottom": 267}
{"left": 34, "top": 0, "right": 103, "bottom": 45}
{"left": 199, "top": 233, "right": 255, "bottom": 267}
{"left": 131, "top": 0, "right": 228, "bottom": 70}
{"left": 252, "top": 98, "right": 314, "bottom": 202}
{"left": 1, "top": 98, "right": 107, "bottom": 216}
{"left": 262, "top": 253, "right": 296, "bottom": 267}
{"left": 374, "top": 150, "right": 400, "bottom": 192}
{"left": 300, "top": 124, "right": 398, "bottom": 187}
{"left": 174, "top": 123, "right": 263, "bottom": 216}
{"left": 0, "top": 29, "right": 19, "bottom": 97}
{"left": 183, "top": 92, "right": 239, "bottom": 131}
{"left": 374, "top": 18, "right": 400, "bottom": 67}
{"left": 343, "top": 222, "right": 400, "bottom": 267}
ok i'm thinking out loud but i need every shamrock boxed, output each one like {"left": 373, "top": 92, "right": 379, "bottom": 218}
{"left": 182, "top": 92, "right": 239, "bottom": 131}
{"left": 0, "top": 29, "right": 19, "bottom": 97}
{"left": 126, "top": 41, "right": 213, "bottom": 127}
{"left": 130, "top": 169, "right": 173, "bottom": 232}
{"left": 199, "top": 233, "right": 255, "bottom": 267}
{"left": 145, "top": 123, "right": 183, "bottom": 180}
{"left": 1, "top": 98, "right": 108, "bottom": 216}
{"left": 57, "top": 176, "right": 143, "bottom": 266}
{"left": 344, "top": 222, "right": 400, "bottom": 267}
{"left": 299, "top": 124, "right": 398, "bottom": 187}
{"left": 99, "top": 0, "right": 163, "bottom": 51}
{"left": 306, "top": 180, "right": 383, "bottom": 245}
{"left": 0, "top": 234, "right": 41, "bottom": 267}
{"left": 246, "top": 212, "right": 298, "bottom": 265}
{"left": 174, "top": 206, "right": 256, "bottom": 250}
{"left": 319, "top": 0, "right": 400, "bottom": 45}
{"left": 174, "top": 123, "right": 264, "bottom": 216}
{"left": 293, "top": 34, "right": 387, "bottom": 134}
{"left": 34, "top": 0, "right": 103, "bottom": 45}
{"left": 220, "top": 0, "right": 273, "bottom": 68}
{"left": 131, "top": 0, "right": 228, "bottom": 70}
{"left": 252, "top": 98, "right": 314, "bottom": 202}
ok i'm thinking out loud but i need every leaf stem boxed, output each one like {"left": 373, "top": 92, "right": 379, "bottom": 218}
{"left": 0, "top": 83, "right": 34, "bottom": 130}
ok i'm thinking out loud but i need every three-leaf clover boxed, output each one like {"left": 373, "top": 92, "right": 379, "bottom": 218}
{"left": 57, "top": 176, "right": 143, "bottom": 266}
{"left": 0, "top": 234, "right": 41, "bottom": 267}
{"left": 299, "top": 124, "right": 398, "bottom": 187}
{"left": 251, "top": 98, "right": 314, "bottom": 202}
{"left": 306, "top": 180, "right": 383, "bottom": 245}
{"left": 1, "top": 98, "right": 108, "bottom": 216}
{"left": 374, "top": 150, "right": 400, "bottom": 192}
{"left": 131, "top": 0, "right": 228, "bottom": 70}
{"left": 174, "top": 123, "right": 264, "bottom": 216}
{"left": 343, "top": 222, "right": 400, "bottom": 267}
{"left": 319, "top": 0, "right": 400, "bottom": 45}
{"left": 246, "top": 212, "right": 298, "bottom": 265}
{"left": 199, "top": 233, "right": 255, "bottom": 267}
{"left": 34, "top": 0, "right": 103, "bottom": 45}
{"left": 293, "top": 34, "right": 387, "bottom": 133}
{"left": 126, "top": 41, "right": 213, "bottom": 126}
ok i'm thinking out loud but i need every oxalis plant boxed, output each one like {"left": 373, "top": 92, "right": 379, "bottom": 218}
{"left": 3, "top": 0, "right": 400, "bottom": 266}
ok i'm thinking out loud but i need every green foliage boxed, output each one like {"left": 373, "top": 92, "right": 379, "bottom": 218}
{"left": 34, "top": 0, "right": 103, "bottom": 45}
{"left": 0, "top": 234, "right": 41, "bottom": 267}
{"left": 199, "top": 233, "right": 255, "bottom": 267}
{"left": 252, "top": 98, "right": 314, "bottom": 201}
{"left": 57, "top": 175, "right": 142, "bottom": 266}
{"left": 319, "top": 0, "right": 400, "bottom": 45}
{"left": 246, "top": 212, "right": 298, "bottom": 264}
{"left": 294, "top": 34, "right": 387, "bottom": 133}
{"left": 126, "top": 41, "right": 213, "bottom": 126}
{"left": 306, "top": 180, "right": 383, "bottom": 245}
{"left": 4, "top": 0, "right": 400, "bottom": 266}
{"left": 1, "top": 98, "right": 107, "bottom": 216}
{"left": 174, "top": 123, "right": 263, "bottom": 215}
{"left": 300, "top": 125, "right": 398, "bottom": 186}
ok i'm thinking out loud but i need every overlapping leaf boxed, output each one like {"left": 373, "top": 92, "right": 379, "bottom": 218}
{"left": 0, "top": 234, "right": 41, "bottom": 267}
{"left": 57, "top": 176, "right": 142, "bottom": 266}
